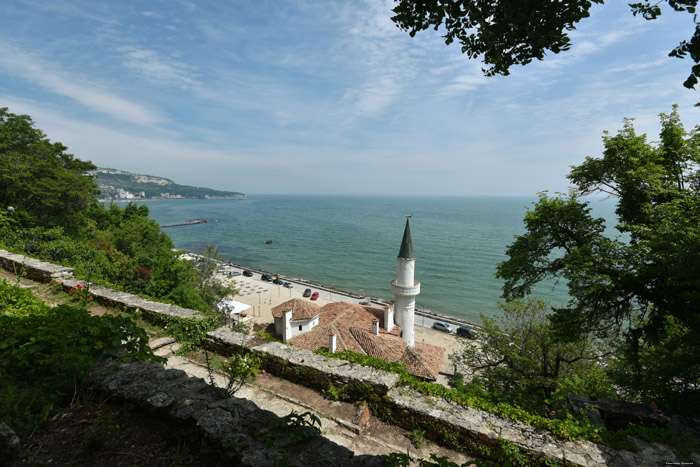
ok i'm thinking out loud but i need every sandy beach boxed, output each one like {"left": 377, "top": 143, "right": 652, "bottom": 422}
{"left": 185, "top": 253, "right": 472, "bottom": 380}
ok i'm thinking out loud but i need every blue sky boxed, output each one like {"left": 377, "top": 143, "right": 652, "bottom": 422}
{"left": 2, "top": 1, "right": 699, "bottom": 196}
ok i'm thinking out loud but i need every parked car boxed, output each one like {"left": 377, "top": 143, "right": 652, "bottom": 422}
{"left": 303, "top": 288, "right": 312, "bottom": 297}
{"left": 359, "top": 301, "right": 370, "bottom": 306}
{"left": 432, "top": 321, "right": 453, "bottom": 333}
{"left": 273, "top": 278, "right": 284, "bottom": 285}
{"left": 283, "top": 282, "right": 293, "bottom": 288}
{"left": 310, "top": 292, "right": 319, "bottom": 300}
{"left": 261, "top": 274, "right": 273, "bottom": 282}
{"left": 456, "top": 326, "right": 477, "bottom": 339}
{"left": 243, "top": 270, "right": 253, "bottom": 277}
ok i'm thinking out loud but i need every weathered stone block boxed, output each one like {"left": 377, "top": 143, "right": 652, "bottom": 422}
{"left": 92, "top": 359, "right": 384, "bottom": 466}
{"left": 0, "top": 422, "right": 20, "bottom": 464}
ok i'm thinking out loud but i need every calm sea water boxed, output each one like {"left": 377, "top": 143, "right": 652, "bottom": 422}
{"left": 141, "top": 195, "right": 616, "bottom": 324}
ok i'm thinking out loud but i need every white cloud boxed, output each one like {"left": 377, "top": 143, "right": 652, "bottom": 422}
{"left": 437, "top": 62, "right": 489, "bottom": 97}
{"left": 0, "top": 42, "right": 162, "bottom": 126}
{"left": 606, "top": 56, "right": 669, "bottom": 73}
{"left": 119, "top": 46, "right": 199, "bottom": 88}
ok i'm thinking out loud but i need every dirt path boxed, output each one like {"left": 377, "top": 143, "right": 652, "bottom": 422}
{"left": 159, "top": 344, "right": 470, "bottom": 462}
{"left": 1, "top": 269, "right": 473, "bottom": 464}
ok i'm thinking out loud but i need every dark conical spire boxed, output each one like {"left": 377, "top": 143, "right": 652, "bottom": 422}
{"left": 398, "top": 217, "right": 414, "bottom": 259}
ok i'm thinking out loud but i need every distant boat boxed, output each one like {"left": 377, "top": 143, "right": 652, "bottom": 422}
{"left": 265, "top": 240, "right": 274, "bottom": 244}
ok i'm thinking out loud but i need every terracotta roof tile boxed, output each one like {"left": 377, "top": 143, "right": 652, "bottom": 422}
{"left": 286, "top": 301, "right": 444, "bottom": 381}
{"left": 401, "top": 343, "right": 446, "bottom": 380}
{"left": 271, "top": 298, "right": 321, "bottom": 320}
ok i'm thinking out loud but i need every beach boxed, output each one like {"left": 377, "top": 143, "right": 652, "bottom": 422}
{"left": 185, "top": 253, "right": 470, "bottom": 379}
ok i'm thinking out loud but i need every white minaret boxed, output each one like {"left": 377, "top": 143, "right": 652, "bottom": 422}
{"left": 391, "top": 216, "right": 420, "bottom": 347}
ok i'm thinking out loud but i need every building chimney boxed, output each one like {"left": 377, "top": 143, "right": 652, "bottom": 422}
{"left": 282, "top": 309, "right": 292, "bottom": 343}
{"left": 372, "top": 319, "right": 379, "bottom": 336}
{"left": 384, "top": 304, "right": 394, "bottom": 333}
{"left": 329, "top": 334, "right": 337, "bottom": 353}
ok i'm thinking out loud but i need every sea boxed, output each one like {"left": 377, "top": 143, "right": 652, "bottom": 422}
{"left": 140, "top": 195, "right": 618, "bottom": 324}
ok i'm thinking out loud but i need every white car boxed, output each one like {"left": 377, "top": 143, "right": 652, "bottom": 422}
{"left": 432, "top": 321, "right": 453, "bottom": 333}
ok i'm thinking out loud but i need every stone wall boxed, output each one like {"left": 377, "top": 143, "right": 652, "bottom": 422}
{"left": 0, "top": 249, "right": 205, "bottom": 320}
{"left": 384, "top": 387, "right": 688, "bottom": 466}
{"left": 205, "top": 327, "right": 700, "bottom": 466}
{"left": 2, "top": 249, "right": 698, "bottom": 466}
{"left": 94, "top": 359, "right": 384, "bottom": 466}
{"left": 0, "top": 249, "right": 73, "bottom": 282}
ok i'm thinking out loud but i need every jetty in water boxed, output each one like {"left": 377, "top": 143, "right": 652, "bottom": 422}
{"left": 160, "top": 219, "right": 209, "bottom": 228}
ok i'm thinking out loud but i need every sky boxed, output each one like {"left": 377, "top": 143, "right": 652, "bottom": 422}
{"left": 2, "top": 1, "right": 700, "bottom": 196}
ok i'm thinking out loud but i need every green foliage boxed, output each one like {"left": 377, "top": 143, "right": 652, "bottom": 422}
{"left": 406, "top": 428, "right": 426, "bottom": 449}
{"left": 315, "top": 347, "right": 602, "bottom": 443}
{"left": 0, "top": 276, "right": 47, "bottom": 316}
{"left": 450, "top": 298, "right": 616, "bottom": 415}
{"left": 255, "top": 328, "right": 281, "bottom": 342}
{"left": 609, "top": 315, "right": 700, "bottom": 411}
{"left": 497, "top": 107, "right": 700, "bottom": 414}
{"left": 392, "top": 0, "right": 601, "bottom": 78}
{"left": 380, "top": 451, "right": 503, "bottom": 466}
{"left": 66, "top": 283, "right": 93, "bottom": 305}
{"left": 391, "top": 1, "right": 700, "bottom": 89}
{"left": 602, "top": 423, "right": 700, "bottom": 454}
{"left": 230, "top": 321, "right": 251, "bottom": 335}
{"left": 0, "top": 107, "right": 97, "bottom": 232}
{"left": 93, "top": 169, "right": 244, "bottom": 199}
{"left": 149, "top": 313, "right": 220, "bottom": 354}
{"left": 0, "top": 280, "right": 162, "bottom": 437}
{"left": 255, "top": 410, "right": 322, "bottom": 452}
{"left": 192, "top": 244, "right": 235, "bottom": 309}
{"left": 204, "top": 348, "right": 260, "bottom": 397}
{"left": 0, "top": 203, "right": 223, "bottom": 312}
{"left": 0, "top": 107, "right": 230, "bottom": 313}
{"left": 317, "top": 348, "right": 413, "bottom": 378}
{"left": 269, "top": 411, "right": 322, "bottom": 444}
{"left": 322, "top": 383, "right": 341, "bottom": 401}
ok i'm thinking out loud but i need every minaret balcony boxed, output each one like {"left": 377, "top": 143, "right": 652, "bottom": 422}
{"left": 391, "top": 280, "right": 420, "bottom": 297}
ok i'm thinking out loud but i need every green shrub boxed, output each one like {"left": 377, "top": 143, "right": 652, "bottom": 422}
{"left": 0, "top": 281, "right": 162, "bottom": 437}
{"left": 316, "top": 347, "right": 602, "bottom": 443}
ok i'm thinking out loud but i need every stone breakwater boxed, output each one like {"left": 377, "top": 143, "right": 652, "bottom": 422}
{"left": 1, "top": 249, "right": 697, "bottom": 466}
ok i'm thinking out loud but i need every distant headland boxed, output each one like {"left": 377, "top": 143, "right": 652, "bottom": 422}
{"left": 90, "top": 168, "right": 247, "bottom": 200}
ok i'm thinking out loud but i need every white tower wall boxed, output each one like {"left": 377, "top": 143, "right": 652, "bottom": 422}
{"left": 391, "top": 218, "right": 420, "bottom": 347}
{"left": 396, "top": 258, "right": 415, "bottom": 286}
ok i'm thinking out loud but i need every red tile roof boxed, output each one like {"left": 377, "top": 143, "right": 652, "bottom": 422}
{"left": 287, "top": 301, "right": 445, "bottom": 380}
{"left": 271, "top": 299, "right": 321, "bottom": 320}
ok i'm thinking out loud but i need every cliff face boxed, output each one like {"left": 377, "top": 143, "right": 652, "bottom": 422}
{"left": 90, "top": 168, "right": 246, "bottom": 200}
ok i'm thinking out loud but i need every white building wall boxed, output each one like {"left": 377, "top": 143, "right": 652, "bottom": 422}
{"left": 384, "top": 305, "right": 394, "bottom": 333}
{"left": 276, "top": 314, "right": 319, "bottom": 342}
{"left": 396, "top": 258, "right": 415, "bottom": 287}
{"left": 392, "top": 260, "right": 420, "bottom": 347}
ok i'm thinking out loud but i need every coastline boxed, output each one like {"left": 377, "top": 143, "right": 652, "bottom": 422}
{"left": 182, "top": 250, "right": 478, "bottom": 380}
{"left": 145, "top": 196, "right": 581, "bottom": 323}
{"left": 182, "top": 251, "right": 481, "bottom": 333}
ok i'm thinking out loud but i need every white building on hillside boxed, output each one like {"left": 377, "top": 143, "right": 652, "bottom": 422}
{"left": 272, "top": 299, "right": 321, "bottom": 342}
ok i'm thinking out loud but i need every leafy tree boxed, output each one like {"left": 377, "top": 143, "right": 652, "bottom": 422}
{"left": 0, "top": 107, "right": 230, "bottom": 313}
{"left": 0, "top": 108, "right": 98, "bottom": 232}
{"left": 450, "top": 298, "right": 615, "bottom": 413}
{"left": 191, "top": 244, "right": 235, "bottom": 310}
{"left": 496, "top": 106, "right": 700, "bottom": 412}
{"left": 391, "top": 1, "right": 700, "bottom": 88}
